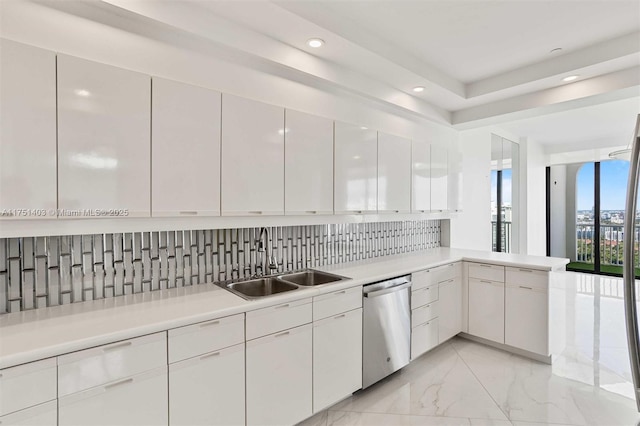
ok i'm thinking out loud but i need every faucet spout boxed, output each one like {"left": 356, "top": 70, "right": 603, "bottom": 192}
{"left": 257, "top": 227, "right": 278, "bottom": 275}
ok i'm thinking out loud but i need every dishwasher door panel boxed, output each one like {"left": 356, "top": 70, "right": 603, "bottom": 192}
{"left": 362, "top": 286, "right": 411, "bottom": 388}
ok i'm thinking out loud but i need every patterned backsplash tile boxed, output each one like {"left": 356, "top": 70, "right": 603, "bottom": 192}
{"left": 0, "top": 220, "right": 440, "bottom": 313}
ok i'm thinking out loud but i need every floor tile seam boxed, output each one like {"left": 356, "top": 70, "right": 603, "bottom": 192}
{"left": 449, "top": 339, "right": 513, "bottom": 422}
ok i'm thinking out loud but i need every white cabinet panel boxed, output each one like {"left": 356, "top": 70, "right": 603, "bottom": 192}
{"left": 411, "top": 140, "right": 430, "bottom": 213}
{"left": 505, "top": 285, "right": 549, "bottom": 356}
{"left": 411, "top": 318, "right": 438, "bottom": 360}
{"left": 57, "top": 55, "right": 151, "bottom": 217}
{"left": 169, "top": 343, "right": 244, "bottom": 426}
{"left": 285, "top": 110, "right": 333, "bottom": 215}
{"left": 0, "top": 40, "right": 57, "bottom": 218}
{"left": 246, "top": 324, "right": 312, "bottom": 426}
{"left": 411, "top": 284, "right": 438, "bottom": 307}
{"left": 468, "top": 278, "right": 504, "bottom": 344}
{"left": 0, "top": 401, "right": 57, "bottom": 426}
{"left": 438, "top": 277, "right": 462, "bottom": 343}
{"left": 0, "top": 358, "right": 57, "bottom": 416}
{"left": 377, "top": 132, "right": 411, "bottom": 213}
{"left": 448, "top": 146, "right": 463, "bottom": 212}
{"left": 58, "top": 367, "right": 168, "bottom": 426}
{"left": 313, "top": 308, "right": 362, "bottom": 412}
{"left": 430, "top": 144, "right": 448, "bottom": 211}
{"left": 152, "top": 78, "right": 221, "bottom": 217}
{"left": 312, "top": 286, "right": 361, "bottom": 321}
{"left": 245, "top": 298, "right": 311, "bottom": 340}
{"left": 221, "top": 94, "right": 284, "bottom": 215}
{"left": 411, "top": 300, "right": 438, "bottom": 326}
{"left": 468, "top": 263, "right": 505, "bottom": 282}
{"left": 334, "top": 122, "right": 377, "bottom": 213}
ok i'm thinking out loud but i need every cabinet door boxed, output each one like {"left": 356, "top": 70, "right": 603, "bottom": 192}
{"left": 221, "top": 94, "right": 284, "bottom": 215}
{"left": 57, "top": 55, "right": 151, "bottom": 217}
{"left": 284, "top": 110, "right": 333, "bottom": 215}
{"left": 0, "top": 357, "right": 57, "bottom": 417}
{"left": 58, "top": 367, "right": 168, "bottom": 426}
{"left": 430, "top": 144, "right": 448, "bottom": 211}
{"left": 468, "top": 278, "right": 504, "bottom": 343}
{"left": 0, "top": 401, "right": 57, "bottom": 426}
{"left": 0, "top": 40, "right": 57, "bottom": 218}
{"left": 334, "top": 122, "right": 377, "bottom": 213}
{"left": 448, "top": 147, "right": 463, "bottom": 212}
{"left": 313, "top": 308, "right": 362, "bottom": 412}
{"left": 152, "top": 78, "right": 221, "bottom": 217}
{"left": 411, "top": 140, "right": 430, "bottom": 213}
{"left": 246, "top": 324, "right": 312, "bottom": 426}
{"left": 438, "top": 277, "right": 462, "bottom": 343}
{"left": 377, "top": 132, "right": 411, "bottom": 213}
{"left": 169, "top": 343, "right": 244, "bottom": 426}
{"left": 411, "top": 318, "right": 438, "bottom": 360}
{"left": 505, "top": 285, "right": 548, "bottom": 355}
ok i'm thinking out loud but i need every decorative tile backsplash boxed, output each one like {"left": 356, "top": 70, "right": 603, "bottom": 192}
{"left": 0, "top": 220, "right": 440, "bottom": 313}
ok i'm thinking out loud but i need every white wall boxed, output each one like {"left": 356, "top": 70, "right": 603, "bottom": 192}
{"left": 549, "top": 165, "right": 567, "bottom": 258}
{"left": 520, "top": 137, "right": 547, "bottom": 256}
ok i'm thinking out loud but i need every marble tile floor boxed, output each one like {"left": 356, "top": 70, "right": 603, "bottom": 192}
{"left": 299, "top": 272, "right": 640, "bottom": 426}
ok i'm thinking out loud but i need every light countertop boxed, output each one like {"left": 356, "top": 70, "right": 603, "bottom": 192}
{"left": 0, "top": 248, "right": 568, "bottom": 369}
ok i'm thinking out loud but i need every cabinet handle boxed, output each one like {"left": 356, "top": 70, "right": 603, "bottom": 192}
{"left": 179, "top": 211, "right": 198, "bottom": 215}
{"left": 275, "top": 303, "right": 290, "bottom": 309}
{"left": 354, "top": 210, "right": 363, "bottom": 214}
{"left": 480, "top": 280, "right": 492, "bottom": 284}
{"left": 394, "top": 210, "right": 400, "bottom": 213}
{"left": 479, "top": 264, "right": 492, "bottom": 268}
{"left": 519, "top": 286, "right": 533, "bottom": 290}
{"left": 334, "top": 290, "right": 346, "bottom": 295}
{"left": 199, "top": 320, "right": 220, "bottom": 328}
{"left": 248, "top": 211, "right": 263, "bottom": 215}
{"left": 305, "top": 210, "right": 317, "bottom": 214}
{"left": 518, "top": 268, "right": 533, "bottom": 273}
{"left": 103, "top": 341, "right": 132, "bottom": 352}
{"left": 200, "top": 351, "right": 221, "bottom": 360}
{"left": 275, "top": 331, "right": 290, "bottom": 338}
{"left": 334, "top": 314, "right": 346, "bottom": 320}
{"left": 104, "top": 378, "right": 133, "bottom": 390}
{"left": 442, "top": 279, "right": 454, "bottom": 284}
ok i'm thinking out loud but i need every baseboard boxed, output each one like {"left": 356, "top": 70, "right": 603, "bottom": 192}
{"left": 458, "top": 332, "right": 552, "bottom": 364}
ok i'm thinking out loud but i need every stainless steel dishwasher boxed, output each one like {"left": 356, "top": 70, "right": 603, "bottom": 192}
{"left": 362, "top": 275, "right": 411, "bottom": 388}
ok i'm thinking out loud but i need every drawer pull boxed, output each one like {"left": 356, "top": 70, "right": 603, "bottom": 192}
{"left": 334, "top": 290, "right": 346, "bottom": 295}
{"left": 179, "top": 211, "right": 198, "bottom": 215}
{"left": 199, "top": 320, "right": 220, "bottom": 328}
{"left": 519, "top": 268, "right": 533, "bottom": 273}
{"left": 479, "top": 264, "right": 492, "bottom": 268}
{"left": 305, "top": 210, "right": 317, "bottom": 214}
{"left": 334, "top": 314, "right": 346, "bottom": 320}
{"left": 248, "top": 211, "right": 263, "bottom": 215}
{"left": 103, "top": 341, "right": 132, "bottom": 352}
{"left": 441, "top": 279, "right": 454, "bottom": 284}
{"left": 519, "top": 286, "right": 533, "bottom": 290}
{"left": 275, "top": 303, "right": 290, "bottom": 309}
{"left": 275, "top": 331, "right": 290, "bottom": 338}
{"left": 200, "top": 351, "right": 221, "bottom": 360}
{"left": 480, "top": 280, "right": 492, "bottom": 284}
{"left": 104, "top": 378, "right": 133, "bottom": 390}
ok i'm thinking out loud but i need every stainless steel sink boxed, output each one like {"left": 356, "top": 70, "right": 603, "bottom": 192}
{"left": 226, "top": 277, "right": 298, "bottom": 300}
{"left": 278, "top": 270, "right": 348, "bottom": 286}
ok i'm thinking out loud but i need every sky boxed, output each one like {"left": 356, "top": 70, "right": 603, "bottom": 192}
{"left": 490, "top": 169, "right": 512, "bottom": 205}
{"left": 577, "top": 160, "right": 629, "bottom": 211}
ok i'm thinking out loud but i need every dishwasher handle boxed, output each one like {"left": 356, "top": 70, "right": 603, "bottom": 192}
{"left": 364, "top": 281, "right": 411, "bottom": 298}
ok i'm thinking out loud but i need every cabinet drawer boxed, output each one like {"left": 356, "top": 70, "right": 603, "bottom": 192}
{"left": 0, "top": 358, "right": 57, "bottom": 416}
{"left": 58, "top": 332, "right": 167, "bottom": 397}
{"left": 0, "top": 401, "right": 57, "bottom": 426}
{"left": 313, "top": 286, "right": 361, "bottom": 321}
{"left": 411, "top": 300, "right": 438, "bottom": 326}
{"left": 506, "top": 267, "right": 548, "bottom": 291}
{"left": 58, "top": 366, "right": 168, "bottom": 426}
{"left": 411, "top": 284, "right": 438, "bottom": 307}
{"left": 168, "top": 313, "right": 244, "bottom": 363}
{"left": 412, "top": 262, "right": 460, "bottom": 291}
{"left": 246, "top": 298, "right": 312, "bottom": 340}
{"left": 411, "top": 318, "right": 439, "bottom": 360}
{"left": 468, "top": 263, "right": 504, "bottom": 282}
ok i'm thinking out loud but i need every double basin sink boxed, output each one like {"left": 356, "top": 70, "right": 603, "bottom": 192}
{"left": 221, "top": 270, "right": 348, "bottom": 300}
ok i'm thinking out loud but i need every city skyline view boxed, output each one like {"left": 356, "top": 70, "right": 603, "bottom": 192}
{"left": 577, "top": 160, "right": 629, "bottom": 212}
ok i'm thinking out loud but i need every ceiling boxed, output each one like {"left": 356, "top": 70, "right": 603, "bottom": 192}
{"left": 22, "top": 0, "right": 640, "bottom": 148}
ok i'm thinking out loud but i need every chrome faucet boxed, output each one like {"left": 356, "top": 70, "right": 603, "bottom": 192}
{"left": 257, "top": 227, "right": 278, "bottom": 275}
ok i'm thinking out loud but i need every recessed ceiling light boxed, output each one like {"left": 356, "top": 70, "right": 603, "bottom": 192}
{"left": 413, "top": 86, "right": 425, "bottom": 93}
{"left": 550, "top": 47, "right": 563, "bottom": 54}
{"left": 360, "top": 126, "right": 368, "bottom": 130}
{"left": 307, "top": 38, "right": 324, "bottom": 48}
{"left": 74, "top": 89, "right": 91, "bottom": 97}
{"left": 562, "top": 75, "right": 579, "bottom": 82}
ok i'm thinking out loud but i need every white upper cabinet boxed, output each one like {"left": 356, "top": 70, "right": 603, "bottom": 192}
{"left": 430, "top": 144, "right": 448, "bottom": 211}
{"left": 221, "top": 94, "right": 284, "bottom": 216}
{"left": 152, "top": 78, "right": 221, "bottom": 217}
{"left": 334, "top": 122, "right": 377, "bottom": 214}
{"left": 412, "top": 140, "right": 431, "bottom": 213}
{"left": 378, "top": 132, "right": 411, "bottom": 213}
{"left": 57, "top": 55, "right": 151, "bottom": 217}
{"left": 0, "top": 40, "right": 57, "bottom": 219}
{"left": 448, "top": 146, "right": 463, "bottom": 212}
{"left": 284, "top": 110, "right": 333, "bottom": 215}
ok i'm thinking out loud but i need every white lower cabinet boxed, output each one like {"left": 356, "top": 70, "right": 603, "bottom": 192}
{"left": 411, "top": 318, "right": 439, "bottom": 360}
{"left": 0, "top": 358, "right": 57, "bottom": 417}
{"left": 58, "top": 366, "right": 168, "bottom": 426}
{"left": 246, "top": 323, "right": 312, "bottom": 426}
{"left": 468, "top": 278, "right": 505, "bottom": 344}
{"left": 313, "top": 308, "right": 362, "bottom": 412}
{"left": 169, "top": 343, "right": 245, "bottom": 426}
{"left": 438, "top": 277, "right": 462, "bottom": 344}
{"left": 0, "top": 401, "right": 57, "bottom": 426}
